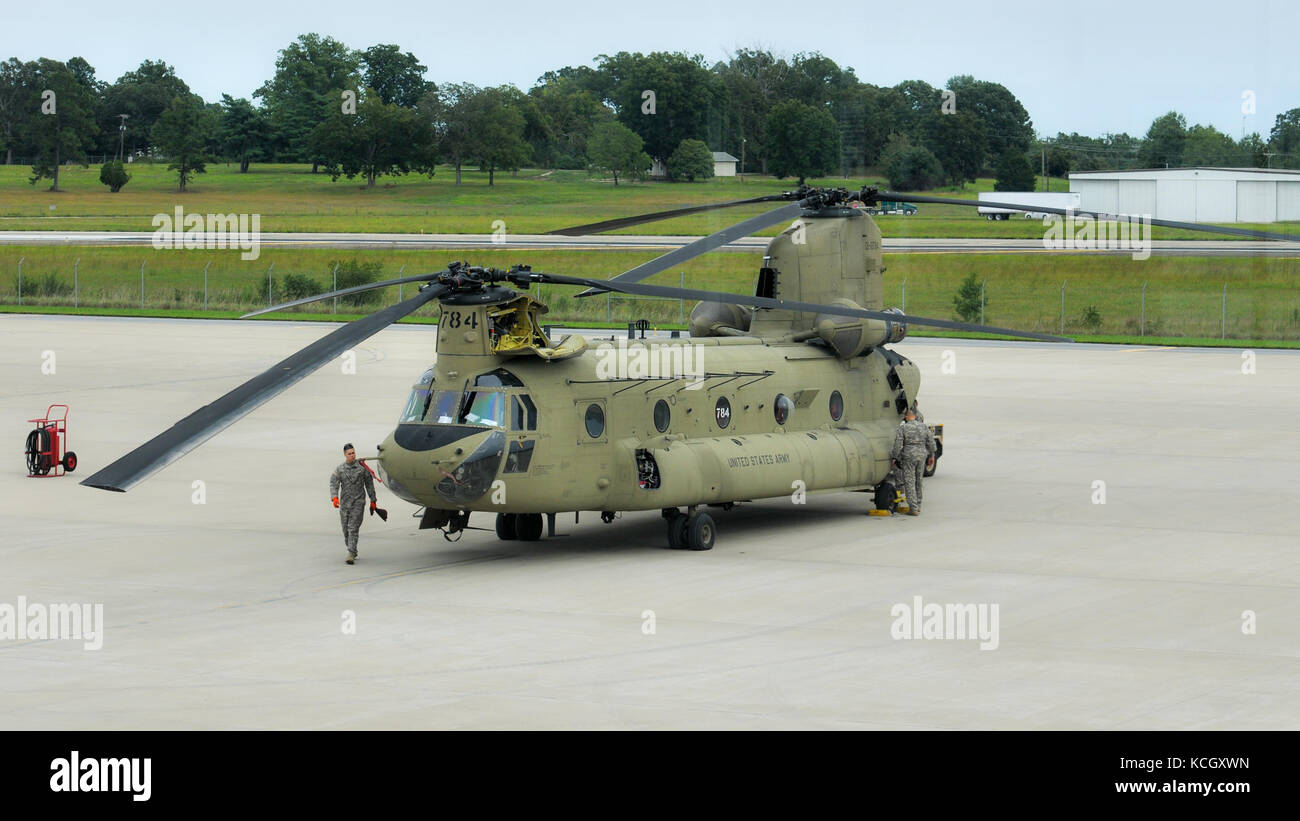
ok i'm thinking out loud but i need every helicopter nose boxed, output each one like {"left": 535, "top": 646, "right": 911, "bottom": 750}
{"left": 431, "top": 429, "right": 506, "bottom": 505}
{"left": 380, "top": 425, "right": 507, "bottom": 506}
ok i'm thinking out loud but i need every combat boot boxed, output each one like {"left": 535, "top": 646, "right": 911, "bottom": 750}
{"left": 346, "top": 552, "right": 357, "bottom": 565}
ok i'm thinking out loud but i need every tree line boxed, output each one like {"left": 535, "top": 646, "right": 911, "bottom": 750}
{"left": 2, "top": 37, "right": 1298, "bottom": 193}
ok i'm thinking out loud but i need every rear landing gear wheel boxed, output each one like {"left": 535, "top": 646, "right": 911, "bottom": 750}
{"left": 495, "top": 513, "right": 518, "bottom": 540}
{"left": 665, "top": 512, "right": 688, "bottom": 549}
{"left": 516, "top": 513, "right": 544, "bottom": 541}
{"left": 685, "top": 512, "right": 715, "bottom": 551}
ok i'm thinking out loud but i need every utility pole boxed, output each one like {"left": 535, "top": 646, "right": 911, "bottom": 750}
{"left": 117, "top": 114, "right": 129, "bottom": 162}
{"left": 740, "top": 137, "right": 746, "bottom": 181}
{"left": 1042, "top": 145, "right": 1047, "bottom": 192}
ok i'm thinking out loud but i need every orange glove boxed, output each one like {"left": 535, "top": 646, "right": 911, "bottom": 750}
{"left": 332, "top": 497, "right": 339, "bottom": 508}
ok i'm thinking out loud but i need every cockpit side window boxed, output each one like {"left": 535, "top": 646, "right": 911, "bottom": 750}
{"left": 398, "top": 368, "right": 436, "bottom": 422}
{"left": 512, "top": 394, "right": 538, "bottom": 430}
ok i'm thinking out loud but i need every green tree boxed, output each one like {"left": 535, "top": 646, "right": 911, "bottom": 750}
{"left": 880, "top": 134, "right": 943, "bottom": 190}
{"left": 255, "top": 34, "right": 361, "bottom": 168}
{"left": 1139, "top": 111, "right": 1187, "bottom": 168}
{"left": 1046, "top": 145, "right": 1071, "bottom": 178}
{"left": 1237, "top": 132, "right": 1268, "bottom": 167}
{"left": 99, "top": 60, "right": 190, "bottom": 157}
{"left": 309, "top": 89, "right": 437, "bottom": 187}
{"left": 763, "top": 99, "right": 840, "bottom": 183}
{"left": 0, "top": 58, "right": 37, "bottom": 165}
{"left": 993, "top": 148, "right": 1036, "bottom": 192}
{"left": 711, "top": 48, "right": 790, "bottom": 174}
{"left": 587, "top": 120, "right": 650, "bottom": 185}
{"left": 1182, "top": 124, "right": 1236, "bottom": 166}
{"left": 922, "top": 111, "right": 986, "bottom": 186}
{"left": 953, "top": 273, "right": 985, "bottom": 322}
{"left": 99, "top": 159, "right": 129, "bottom": 192}
{"left": 360, "top": 44, "right": 433, "bottom": 108}
{"left": 666, "top": 137, "right": 714, "bottom": 182}
{"left": 469, "top": 86, "right": 530, "bottom": 186}
{"left": 219, "top": 95, "right": 269, "bottom": 172}
{"left": 25, "top": 59, "right": 99, "bottom": 191}
{"left": 151, "top": 94, "right": 216, "bottom": 191}
{"left": 1268, "top": 108, "right": 1300, "bottom": 168}
{"left": 944, "top": 75, "right": 1033, "bottom": 163}
{"left": 426, "top": 83, "right": 478, "bottom": 185}
{"left": 598, "top": 51, "right": 725, "bottom": 163}
{"left": 528, "top": 73, "right": 612, "bottom": 169}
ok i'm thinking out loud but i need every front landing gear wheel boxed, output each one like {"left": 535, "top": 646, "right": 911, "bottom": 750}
{"left": 495, "top": 513, "right": 518, "bottom": 540}
{"left": 685, "top": 512, "right": 715, "bottom": 551}
{"left": 516, "top": 513, "right": 544, "bottom": 541}
{"left": 874, "top": 481, "right": 897, "bottom": 513}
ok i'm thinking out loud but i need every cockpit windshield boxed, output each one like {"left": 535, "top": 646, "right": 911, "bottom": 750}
{"left": 400, "top": 370, "right": 519, "bottom": 428}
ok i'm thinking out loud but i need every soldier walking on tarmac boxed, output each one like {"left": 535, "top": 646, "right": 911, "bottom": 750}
{"left": 330, "top": 443, "right": 377, "bottom": 564}
{"left": 890, "top": 408, "right": 936, "bottom": 516}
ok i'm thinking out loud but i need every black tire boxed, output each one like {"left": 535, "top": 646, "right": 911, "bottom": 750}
{"left": 25, "top": 428, "right": 52, "bottom": 475}
{"left": 874, "top": 481, "right": 897, "bottom": 512}
{"left": 63, "top": 451, "right": 77, "bottom": 472}
{"left": 666, "top": 513, "right": 688, "bottom": 549}
{"left": 495, "top": 513, "right": 518, "bottom": 540}
{"left": 685, "top": 512, "right": 715, "bottom": 551}
{"left": 516, "top": 513, "right": 544, "bottom": 541}
{"left": 923, "top": 458, "right": 937, "bottom": 478}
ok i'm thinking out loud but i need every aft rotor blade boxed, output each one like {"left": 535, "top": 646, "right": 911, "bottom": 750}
{"left": 242, "top": 270, "right": 445, "bottom": 318}
{"left": 548, "top": 195, "right": 789, "bottom": 236}
{"left": 878, "top": 191, "right": 1300, "bottom": 243}
{"left": 81, "top": 284, "right": 450, "bottom": 492}
{"left": 575, "top": 201, "right": 805, "bottom": 297}
{"left": 527, "top": 272, "right": 1068, "bottom": 342}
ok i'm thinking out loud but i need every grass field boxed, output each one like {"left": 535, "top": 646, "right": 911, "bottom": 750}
{"left": 1, "top": 162, "right": 1293, "bottom": 240}
{"left": 3, "top": 244, "right": 1297, "bottom": 340}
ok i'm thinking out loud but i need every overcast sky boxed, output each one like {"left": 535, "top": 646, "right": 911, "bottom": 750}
{"left": 4, "top": 0, "right": 1295, "bottom": 140}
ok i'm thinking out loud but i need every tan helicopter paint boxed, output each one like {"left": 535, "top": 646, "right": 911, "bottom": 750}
{"left": 375, "top": 209, "right": 923, "bottom": 521}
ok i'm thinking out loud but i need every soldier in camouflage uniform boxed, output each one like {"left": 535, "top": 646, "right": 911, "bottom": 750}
{"left": 890, "top": 408, "right": 936, "bottom": 516}
{"left": 330, "top": 443, "right": 377, "bottom": 564}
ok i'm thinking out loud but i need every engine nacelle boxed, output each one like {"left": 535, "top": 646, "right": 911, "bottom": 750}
{"left": 689, "top": 301, "right": 754, "bottom": 337}
{"left": 814, "top": 300, "right": 907, "bottom": 358}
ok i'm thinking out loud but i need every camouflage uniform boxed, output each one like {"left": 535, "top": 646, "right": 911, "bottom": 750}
{"left": 330, "top": 461, "right": 377, "bottom": 558}
{"left": 890, "top": 419, "right": 936, "bottom": 514}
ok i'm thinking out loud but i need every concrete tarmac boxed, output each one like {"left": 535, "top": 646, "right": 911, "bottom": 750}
{"left": 2, "top": 314, "right": 1298, "bottom": 729}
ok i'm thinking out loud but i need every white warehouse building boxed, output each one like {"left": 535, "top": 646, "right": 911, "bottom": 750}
{"left": 1069, "top": 167, "right": 1300, "bottom": 223}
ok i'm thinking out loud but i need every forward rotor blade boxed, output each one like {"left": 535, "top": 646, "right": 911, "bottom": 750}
{"left": 575, "top": 201, "right": 805, "bottom": 297}
{"left": 878, "top": 191, "right": 1300, "bottom": 243}
{"left": 527, "top": 272, "right": 1067, "bottom": 342}
{"left": 81, "top": 284, "right": 449, "bottom": 492}
{"left": 548, "top": 195, "right": 788, "bottom": 236}
{"left": 242, "top": 270, "right": 445, "bottom": 318}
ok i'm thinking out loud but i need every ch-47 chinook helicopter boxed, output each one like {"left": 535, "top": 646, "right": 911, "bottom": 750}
{"left": 81, "top": 186, "right": 1296, "bottom": 550}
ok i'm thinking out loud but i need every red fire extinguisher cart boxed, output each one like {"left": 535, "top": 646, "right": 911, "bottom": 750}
{"left": 25, "top": 404, "right": 76, "bottom": 477}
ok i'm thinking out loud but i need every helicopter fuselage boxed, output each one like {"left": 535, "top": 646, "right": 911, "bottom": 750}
{"left": 375, "top": 302, "right": 922, "bottom": 520}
